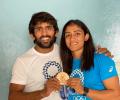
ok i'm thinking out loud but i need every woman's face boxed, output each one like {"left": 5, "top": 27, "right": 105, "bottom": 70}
{"left": 64, "top": 24, "right": 89, "bottom": 53}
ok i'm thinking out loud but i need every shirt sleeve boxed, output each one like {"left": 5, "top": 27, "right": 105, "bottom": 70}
{"left": 10, "top": 58, "right": 28, "bottom": 85}
{"left": 99, "top": 54, "right": 118, "bottom": 81}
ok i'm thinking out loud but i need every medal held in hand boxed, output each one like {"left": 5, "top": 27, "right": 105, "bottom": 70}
{"left": 56, "top": 72, "right": 69, "bottom": 85}
{"left": 56, "top": 72, "right": 69, "bottom": 100}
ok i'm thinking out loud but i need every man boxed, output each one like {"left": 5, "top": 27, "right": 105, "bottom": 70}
{"left": 8, "top": 12, "right": 112, "bottom": 100}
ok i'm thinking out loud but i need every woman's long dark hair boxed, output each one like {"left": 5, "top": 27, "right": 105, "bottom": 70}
{"left": 60, "top": 20, "right": 95, "bottom": 74}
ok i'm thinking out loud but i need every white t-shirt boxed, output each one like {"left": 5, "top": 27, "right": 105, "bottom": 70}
{"left": 10, "top": 44, "right": 62, "bottom": 100}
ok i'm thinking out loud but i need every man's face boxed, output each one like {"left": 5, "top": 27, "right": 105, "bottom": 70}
{"left": 34, "top": 22, "right": 56, "bottom": 48}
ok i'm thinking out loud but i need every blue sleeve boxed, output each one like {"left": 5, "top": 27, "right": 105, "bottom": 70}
{"left": 98, "top": 54, "right": 118, "bottom": 81}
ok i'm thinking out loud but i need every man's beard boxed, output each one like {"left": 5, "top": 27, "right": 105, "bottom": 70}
{"left": 34, "top": 35, "right": 56, "bottom": 48}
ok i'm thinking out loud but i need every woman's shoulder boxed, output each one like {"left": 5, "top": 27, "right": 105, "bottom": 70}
{"left": 94, "top": 53, "right": 118, "bottom": 81}
{"left": 94, "top": 53, "right": 113, "bottom": 60}
{"left": 94, "top": 53, "right": 115, "bottom": 65}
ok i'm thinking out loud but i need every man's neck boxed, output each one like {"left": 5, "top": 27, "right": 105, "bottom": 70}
{"left": 34, "top": 44, "right": 54, "bottom": 53}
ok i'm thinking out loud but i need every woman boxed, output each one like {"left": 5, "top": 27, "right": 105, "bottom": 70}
{"left": 60, "top": 20, "right": 120, "bottom": 100}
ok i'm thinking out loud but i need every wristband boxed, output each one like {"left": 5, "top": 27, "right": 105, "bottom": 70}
{"left": 83, "top": 87, "right": 89, "bottom": 96}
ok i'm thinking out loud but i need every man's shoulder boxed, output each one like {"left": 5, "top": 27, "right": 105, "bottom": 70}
{"left": 19, "top": 47, "right": 34, "bottom": 58}
{"left": 54, "top": 43, "right": 59, "bottom": 49}
{"left": 16, "top": 47, "right": 36, "bottom": 63}
{"left": 53, "top": 43, "right": 60, "bottom": 53}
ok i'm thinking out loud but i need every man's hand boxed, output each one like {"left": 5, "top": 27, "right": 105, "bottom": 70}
{"left": 44, "top": 77, "right": 61, "bottom": 96}
{"left": 96, "top": 46, "right": 113, "bottom": 58}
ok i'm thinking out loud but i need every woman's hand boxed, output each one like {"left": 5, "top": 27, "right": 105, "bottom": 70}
{"left": 67, "top": 78, "right": 84, "bottom": 94}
